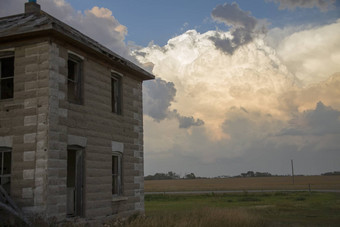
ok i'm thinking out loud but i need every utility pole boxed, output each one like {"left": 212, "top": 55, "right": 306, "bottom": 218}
{"left": 291, "top": 159, "right": 295, "bottom": 185}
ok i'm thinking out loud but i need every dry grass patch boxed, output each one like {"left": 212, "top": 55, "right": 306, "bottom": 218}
{"left": 108, "top": 207, "right": 266, "bottom": 227}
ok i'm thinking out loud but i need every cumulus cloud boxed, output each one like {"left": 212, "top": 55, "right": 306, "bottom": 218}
{"left": 275, "top": 20, "right": 340, "bottom": 86}
{"left": 170, "top": 110, "right": 204, "bottom": 129}
{"left": 136, "top": 19, "right": 340, "bottom": 176}
{"left": 281, "top": 102, "right": 340, "bottom": 136}
{"left": 135, "top": 29, "right": 297, "bottom": 139}
{"left": 278, "top": 73, "right": 340, "bottom": 113}
{"left": 210, "top": 2, "right": 264, "bottom": 54}
{"left": 267, "top": 0, "right": 336, "bottom": 11}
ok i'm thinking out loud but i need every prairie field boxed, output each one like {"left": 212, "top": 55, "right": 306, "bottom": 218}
{"left": 145, "top": 175, "right": 340, "bottom": 192}
{"left": 117, "top": 176, "right": 340, "bottom": 226}
{"left": 136, "top": 191, "right": 340, "bottom": 227}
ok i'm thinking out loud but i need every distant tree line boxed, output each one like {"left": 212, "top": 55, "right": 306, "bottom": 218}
{"left": 144, "top": 171, "right": 198, "bottom": 180}
{"left": 144, "top": 170, "right": 340, "bottom": 180}
{"left": 237, "top": 171, "right": 272, "bottom": 178}
{"left": 144, "top": 171, "right": 180, "bottom": 180}
{"left": 321, "top": 171, "right": 340, "bottom": 176}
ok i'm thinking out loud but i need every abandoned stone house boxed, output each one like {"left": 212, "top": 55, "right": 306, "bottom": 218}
{"left": 0, "top": 0, "right": 154, "bottom": 222}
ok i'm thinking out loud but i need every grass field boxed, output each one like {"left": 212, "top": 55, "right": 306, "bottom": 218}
{"left": 132, "top": 191, "right": 340, "bottom": 227}
{"left": 115, "top": 176, "right": 340, "bottom": 227}
{"left": 145, "top": 176, "right": 340, "bottom": 192}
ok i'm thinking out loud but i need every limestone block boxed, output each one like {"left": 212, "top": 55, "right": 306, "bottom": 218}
{"left": 25, "top": 64, "right": 38, "bottom": 73}
{"left": 24, "top": 133, "right": 36, "bottom": 143}
{"left": 58, "top": 91, "right": 65, "bottom": 100}
{"left": 25, "top": 81, "right": 37, "bottom": 91}
{"left": 38, "top": 113, "right": 47, "bottom": 125}
{"left": 35, "top": 159, "right": 47, "bottom": 169}
{"left": 25, "top": 46, "right": 39, "bottom": 57}
{"left": 38, "top": 52, "right": 49, "bottom": 63}
{"left": 133, "top": 176, "right": 143, "bottom": 184}
{"left": 22, "top": 187, "right": 33, "bottom": 199}
{"left": 24, "top": 98, "right": 37, "bottom": 109}
{"left": 0, "top": 136, "right": 13, "bottom": 147}
{"left": 38, "top": 43, "right": 50, "bottom": 53}
{"left": 24, "top": 115, "right": 37, "bottom": 126}
{"left": 23, "top": 169, "right": 34, "bottom": 180}
{"left": 67, "top": 135, "right": 87, "bottom": 147}
{"left": 23, "top": 151, "right": 35, "bottom": 162}
{"left": 134, "top": 202, "right": 143, "bottom": 211}
{"left": 58, "top": 108, "right": 68, "bottom": 118}
{"left": 34, "top": 176, "right": 44, "bottom": 186}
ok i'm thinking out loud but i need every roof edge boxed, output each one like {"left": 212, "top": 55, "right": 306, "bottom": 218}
{"left": 0, "top": 9, "right": 155, "bottom": 81}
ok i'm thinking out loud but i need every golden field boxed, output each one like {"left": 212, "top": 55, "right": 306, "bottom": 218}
{"left": 145, "top": 175, "right": 340, "bottom": 192}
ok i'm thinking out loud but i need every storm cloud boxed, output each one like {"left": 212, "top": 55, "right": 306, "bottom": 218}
{"left": 143, "top": 78, "right": 176, "bottom": 121}
{"left": 143, "top": 78, "right": 204, "bottom": 129}
{"left": 211, "top": 2, "right": 257, "bottom": 30}
{"left": 137, "top": 19, "right": 340, "bottom": 176}
{"left": 267, "top": 0, "right": 336, "bottom": 11}
{"left": 281, "top": 102, "right": 340, "bottom": 136}
{"left": 210, "top": 2, "right": 261, "bottom": 54}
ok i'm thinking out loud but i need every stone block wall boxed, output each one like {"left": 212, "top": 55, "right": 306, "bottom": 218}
{"left": 52, "top": 41, "right": 145, "bottom": 219}
{"left": 0, "top": 40, "right": 50, "bottom": 214}
{"left": 0, "top": 38, "right": 145, "bottom": 221}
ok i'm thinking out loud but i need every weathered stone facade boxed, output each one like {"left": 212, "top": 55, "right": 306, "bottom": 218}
{"left": 0, "top": 1, "right": 153, "bottom": 222}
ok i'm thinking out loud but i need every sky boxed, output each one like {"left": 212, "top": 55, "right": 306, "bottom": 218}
{"left": 1, "top": 0, "right": 340, "bottom": 177}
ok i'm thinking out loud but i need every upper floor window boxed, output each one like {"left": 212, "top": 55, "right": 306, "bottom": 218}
{"left": 0, "top": 147, "right": 11, "bottom": 195}
{"left": 0, "top": 52, "right": 14, "bottom": 100}
{"left": 68, "top": 53, "right": 83, "bottom": 104}
{"left": 111, "top": 72, "right": 122, "bottom": 114}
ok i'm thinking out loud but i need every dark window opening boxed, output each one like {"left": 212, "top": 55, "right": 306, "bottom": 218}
{"left": 67, "top": 147, "right": 84, "bottom": 217}
{"left": 112, "top": 153, "right": 122, "bottom": 196}
{"left": 67, "top": 54, "right": 83, "bottom": 104}
{"left": 0, "top": 56, "right": 14, "bottom": 99}
{"left": 111, "top": 73, "right": 122, "bottom": 114}
{"left": 0, "top": 148, "right": 11, "bottom": 195}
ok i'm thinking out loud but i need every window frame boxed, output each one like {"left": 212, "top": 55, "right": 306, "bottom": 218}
{"left": 0, "top": 51, "right": 15, "bottom": 100}
{"left": 67, "top": 53, "right": 83, "bottom": 105}
{"left": 0, "top": 147, "right": 12, "bottom": 195}
{"left": 112, "top": 151, "right": 123, "bottom": 197}
{"left": 111, "top": 71, "right": 122, "bottom": 115}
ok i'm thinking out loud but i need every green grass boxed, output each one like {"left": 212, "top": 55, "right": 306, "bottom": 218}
{"left": 142, "top": 192, "right": 340, "bottom": 227}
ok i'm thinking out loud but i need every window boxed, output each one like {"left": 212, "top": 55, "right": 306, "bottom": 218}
{"left": 67, "top": 54, "right": 83, "bottom": 104}
{"left": 67, "top": 146, "right": 84, "bottom": 217}
{"left": 0, "top": 53, "right": 14, "bottom": 100}
{"left": 112, "top": 152, "right": 122, "bottom": 196}
{"left": 111, "top": 72, "right": 122, "bottom": 114}
{"left": 0, "top": 147, "right": 11, "bottom": 195}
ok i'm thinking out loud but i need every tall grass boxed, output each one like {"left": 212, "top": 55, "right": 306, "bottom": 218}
{"left": 108, "top": 207, "right": 266, "bottom": 227}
